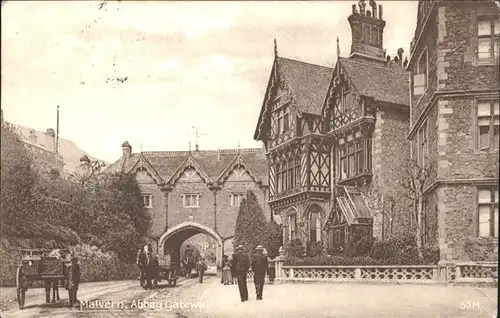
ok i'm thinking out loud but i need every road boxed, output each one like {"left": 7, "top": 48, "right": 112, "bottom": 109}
{"left": 0, "top": 275, "right": 215, "bottom": 318}
{"left": 1, "top": 276, "right": 497, "bottom": 317}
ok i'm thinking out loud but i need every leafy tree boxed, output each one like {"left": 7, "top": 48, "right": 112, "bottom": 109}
{"left": 263, "top": 220, "right": 282, "bottom": 258}
{"left": 234, "top": 190, "right": 267, "bottom": 254}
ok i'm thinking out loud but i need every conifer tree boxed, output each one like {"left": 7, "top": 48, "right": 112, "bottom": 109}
{"left": 234, "top": 190, "right": 267, "bottom": 253}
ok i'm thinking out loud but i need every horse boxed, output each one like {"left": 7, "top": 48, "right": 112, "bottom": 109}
{"left": 182, "top": 255, "right": 195, "bottom": 278}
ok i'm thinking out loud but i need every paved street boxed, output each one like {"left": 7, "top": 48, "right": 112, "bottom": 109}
{"left": 1, "top": 276, "right": 497, "bottom": 317}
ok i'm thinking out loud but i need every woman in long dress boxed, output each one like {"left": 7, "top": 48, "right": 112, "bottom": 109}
{"left": 222, "top": 255, "right": 232, "bottom": 285}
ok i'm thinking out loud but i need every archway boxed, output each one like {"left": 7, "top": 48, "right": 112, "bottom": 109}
{"left": 158, "top": 221, "right": 223, "bottom": 268}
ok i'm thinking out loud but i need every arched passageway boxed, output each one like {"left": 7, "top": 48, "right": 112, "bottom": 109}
{"left": 158, "top": 222, "right": 223, "bottom": 267}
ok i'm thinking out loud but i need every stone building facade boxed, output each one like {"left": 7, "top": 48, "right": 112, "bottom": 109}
{"left": 108, "top": 142, "right": 269, "bottom": 259}
{"left": 407, "top": 0, "right": 499, "bottom": 262}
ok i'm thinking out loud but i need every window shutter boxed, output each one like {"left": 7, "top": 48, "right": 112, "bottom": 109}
{"left": 413, "top": 74, "right": 426, "bottom": 95}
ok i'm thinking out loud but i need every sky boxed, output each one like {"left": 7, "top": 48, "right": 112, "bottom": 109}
{"left": 1, "top": 1, "right": 418, "bottom": 163}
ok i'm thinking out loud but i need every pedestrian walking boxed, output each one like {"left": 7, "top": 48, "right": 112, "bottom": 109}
{"left": 68, "top": 256, "right": 81, "bottom": 306}
{"left": 234, "top": 245, "right": 250, "bottom": 302}
{"left": 145, "top": 244, "right": 158, "bottom": 289}
{"left": 196, "top": 257, "right": 208, "bottom": 283}
{"left": 230, "top": 253, "right": 237, "bottom": 284}
{"left": 251, "top": 245, "right": 268, "bottom": 300}
{"left": 222, "top": 255, "right": 232, "bottom": 285}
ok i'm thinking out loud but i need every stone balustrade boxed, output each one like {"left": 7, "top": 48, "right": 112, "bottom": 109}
{"left": 268, "top": 257, "right": 497, "bottom": 286}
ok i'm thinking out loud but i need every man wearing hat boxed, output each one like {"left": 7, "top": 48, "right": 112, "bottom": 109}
{"left": 234, "top": 245, "right": 250, "bottom": 302}
{"left": 251, "top": 245, "right": 268, "bottom": 300}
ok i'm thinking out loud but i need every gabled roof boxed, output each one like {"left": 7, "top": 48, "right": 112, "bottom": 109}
{"left": 339, "top": 58, "right": 410, "bottom": 107}
{"left": 276, "top": 57, "right": 333, "bottom": 115}
{"left": 109, "top": 148, "right": 268, "bottom": 186}
{"left": 254, "top": 56, "right": 333, "bottom": 141}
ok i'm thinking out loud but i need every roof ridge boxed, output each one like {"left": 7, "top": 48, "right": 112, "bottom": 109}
{"left": 340, "top": 57, "right": 409, "bottom": 74}
{"left": 278, "top": 56, "right": 333, "bottom": 70}
{"left": 140, "top": 148, "right": 262, "bottom": 155}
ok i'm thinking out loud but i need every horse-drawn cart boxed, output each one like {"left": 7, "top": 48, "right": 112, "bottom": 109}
{"left": 16, "top": 248, "right": 71, "bottom": 309}
{"left": 155, "top": 253, "right": 178, "bottom": 287}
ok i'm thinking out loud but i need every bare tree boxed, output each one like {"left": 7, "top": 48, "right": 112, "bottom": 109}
{"left": 397, "top": 158, "right": 433, "bottom": 255}
{"left": 70, "top": 155, "right": 106, "bottom": 187}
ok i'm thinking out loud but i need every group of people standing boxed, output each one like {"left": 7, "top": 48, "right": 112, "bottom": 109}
{"left": 223, "top": 244, "right": 269, "bottom": 302}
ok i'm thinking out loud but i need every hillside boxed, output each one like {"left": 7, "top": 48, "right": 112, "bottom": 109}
{"left": 9, "top": 123, "right": 106, "bottom": 173}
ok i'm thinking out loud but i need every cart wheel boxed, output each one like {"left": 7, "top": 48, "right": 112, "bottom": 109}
{"left": 171, "top": 277, "right": 177, "bottom": 287}
{"left": 16, "top": 267, "right": 26, "bottom": 309}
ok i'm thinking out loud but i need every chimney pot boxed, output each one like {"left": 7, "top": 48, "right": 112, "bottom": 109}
{"left": 122, "top": 141, "right": 132, "bottom": 158}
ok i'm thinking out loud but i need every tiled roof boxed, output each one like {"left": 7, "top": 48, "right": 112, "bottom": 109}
{"left": 111, "top": 148, "right": 268, "bottom": 185}
{"left": 340, "top": 58, "right": 410, "bottom": 107}
{"left": 277, "top": 57, "right": 333, "bottom": 115}
{"left": 336, "top": 186, "right": 372, "bottom": 225}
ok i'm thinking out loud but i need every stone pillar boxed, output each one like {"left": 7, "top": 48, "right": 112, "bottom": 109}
{"left": 160, "top": 186, "right": 173, "bottom": 231}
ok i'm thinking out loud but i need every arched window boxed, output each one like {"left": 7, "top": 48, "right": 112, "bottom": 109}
{"left": 288, "top": 213, "right": 297, "bottom": 241}
{"left": 309, "top": 209, "right": 322, "bottom": 242}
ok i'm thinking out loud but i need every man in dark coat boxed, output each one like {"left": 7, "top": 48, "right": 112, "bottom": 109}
{"left": 136, "top": 247, "right": 147, "bottom": 287}
{"left": 145, "top": 244, "right": 158, "bottom": 289}
{"left": 251, "top": 245, "right": 268, "bottom": 300}
{"left": 230, "top": 253, "right": 237, "bottom": 284}
{"left": 196, "top": 256, "right": 208, "bottom": 283}
{"left": 68, "top": 256, "right": 81, "bottom": 306}
{"left": 234, "top": 245, "right": 250, "bottom": 302}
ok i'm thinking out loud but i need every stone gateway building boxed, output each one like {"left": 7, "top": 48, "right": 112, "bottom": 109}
{"left": 108, "top": 142, "right": 269, "bottom": 261}
{"left": 254, "top": 0, "right": 499, "bottom": 262}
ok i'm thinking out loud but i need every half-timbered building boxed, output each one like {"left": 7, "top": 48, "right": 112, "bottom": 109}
{"left": 255, "top": 0, "right": 412, "bottom": 252}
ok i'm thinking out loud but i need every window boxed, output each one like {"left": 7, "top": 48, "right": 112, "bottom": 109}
{"left": 355, "top": 140, "right": 365, "bottom": 174}
{"left": 338, "top": 138, "right": 372, "bottom": 181}
{"left": 287, "top": 158, "right": 294, "bottom": 191}
{"left": 309, "top": 212, "right": 321, "bottom": 242}
{"left": 477, "top": 19, "right": 500, "bottom": 63}
{"left": 477, "top": 187, "right": 498, "bottom": 238}
{"left": 295, "top": 157, "right": 301, "bottom": 189}
{"left": 275, "top": 105, "right": 290, "bottom": 136}
{"left": 414, "top": 47, "right": 428, "bottom": 96}
{"left": 417, "top": 121, "right": 428, "bottom": 167}
{"left": 289, "top": 213, "right": 297, "bottom": 241}
{"left": 142, "top": 195, "right": 153, "bottom": 208}
{"left": 231, "top": 193, "right": 245, "bottom": 207}
{"left": 183, "top": 194, "right": 200, "bottom": 208}
{"left": 282, "top": 162, "right": 288, "bottom": 192}
{"left": 477, "top": 100, "right": 499, "bottom": 150}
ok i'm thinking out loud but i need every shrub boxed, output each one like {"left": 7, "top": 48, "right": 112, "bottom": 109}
{"left": 284, "top": 255, "right": 380, "bottom": 266}
{"left": 421, "top": 245, "right": 440, "bottom": 265}
{"left": 369, "top": 234, "right": 421, "bottom": 265}
{"left": 306, "top": 241, "right": 324, "bottom": 257}
{"left": 464, "top": 237, "right": 498, "bottom": 262}
{"left": 285, "top": 238, "right": 305, "bottom": 258}
{"left": 263, "top": 221, "right": 283, "bottom": 258}
{"left": 345, "top": 234, "right": 375, "bottom": 257}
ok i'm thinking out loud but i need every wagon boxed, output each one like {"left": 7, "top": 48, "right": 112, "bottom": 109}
{"left": 154, "top": 252, "right": 179, "bottom": 287}
{"left": 15, "top": 248, "right": 72, "bottom": 309}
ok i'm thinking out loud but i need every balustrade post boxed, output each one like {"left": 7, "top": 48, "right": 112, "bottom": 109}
{"left": 455, "top": 265, "right": 461, "bottom": 282}
{"left": 289, "top": 267, "right": 294, "bottom": 279}
{"left": 354, "top": 268, "right": 361, "bottom": 280}
{"left": 273, "top": 246, "right": 286, "bottom": 282}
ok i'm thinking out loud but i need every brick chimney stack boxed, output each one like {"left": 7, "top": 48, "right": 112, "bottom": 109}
{"left": 347, "top": 0, "right": 386, "bottom": 64}
{"left": 122, "top": 141, "right": 132, "bottom": 158}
